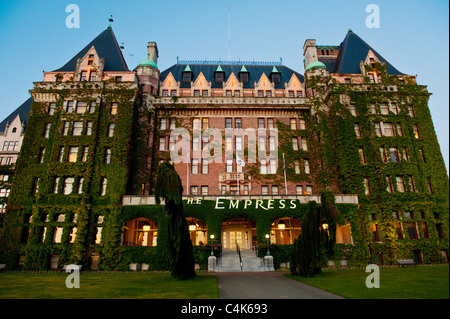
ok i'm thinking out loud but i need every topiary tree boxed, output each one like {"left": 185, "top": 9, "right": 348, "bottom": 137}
{"left": 290, "top": 190, "right": 343, "bottom": 277}
{"left": 155, "top": 162, "right": 195, "bottom": 280}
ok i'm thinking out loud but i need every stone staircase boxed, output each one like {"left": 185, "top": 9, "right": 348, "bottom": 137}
{"left": 214, "top": 249, "right": 273, "bottom": 272}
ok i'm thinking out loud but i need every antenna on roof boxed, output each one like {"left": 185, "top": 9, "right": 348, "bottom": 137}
{"left": 228, "top": 6, "right": 231, "bottom": 63}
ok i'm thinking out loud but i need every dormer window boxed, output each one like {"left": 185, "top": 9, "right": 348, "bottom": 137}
{"left": 80, "top": 71, "right": 88, "bottom": 81}
{"left": 271, "top": 73, "right": 280, "bottom": 83}
{"left": 182, "top": 72, "right": 192, "bottom": 82}
{"left": 215, "top": 72, "right": 224, "bottom": 82}
{"left": 239, "top": 72, "right": 249, "bottom": 83}
{"left": 88, "top": 54, "right": 94, "bottom": 66}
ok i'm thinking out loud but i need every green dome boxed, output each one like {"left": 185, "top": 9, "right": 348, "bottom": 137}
{"left": 137, "top": 59, "right": 158, "bottom": 69}
{"left": 305, "top": 61, "right": 326, "bottom": 72}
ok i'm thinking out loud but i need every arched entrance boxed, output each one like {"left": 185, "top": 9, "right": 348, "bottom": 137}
{"left": 221, "top": 217, "right": 256, "bottom": 250}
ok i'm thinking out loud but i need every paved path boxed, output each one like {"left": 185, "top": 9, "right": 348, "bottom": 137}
{"left": 214, "top": 271, "right": 345, "bottom": 299}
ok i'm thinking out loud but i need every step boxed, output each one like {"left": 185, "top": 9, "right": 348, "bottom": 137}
{"left": 214, "top": 249, "right": 273, "bottom": 272}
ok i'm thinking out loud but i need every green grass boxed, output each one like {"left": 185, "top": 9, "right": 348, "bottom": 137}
{"left": 0, "top": 272, "right": 219, "bottom": 299}
{"left": 285, "top": 264, "right": 449, "bottom": 299}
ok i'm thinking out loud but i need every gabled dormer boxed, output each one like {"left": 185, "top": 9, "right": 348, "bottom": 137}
{"left": 254, "top": 73, "right": 274, "bottom": 97}
{"left": 223, "top": 72, "right": 243, "bottom": 97}
{"left": 191, "top": 72, "right": 211, "bottom": 96}
{"left": 182, "top": 65, "right": 193, "bottom": 83}
{"left": 269, "top": 66, "right": 281, "bottom": 84}
{"left": 362, "top": 50, "right": 385, "bottom": 83}
{"left": 214, "top": 65, "right": 225, "bottom": 83}
{"left": 75, "top": 46, "right": 104, "bottom": 82}
{"left": 284, "top": 73, "right": 304, "bottom": 98}
{"left": 160, "top": 72, "right": 180, "bottom": 96}
{"left": 238, "top": 65, "right": 249, "bottom": 83}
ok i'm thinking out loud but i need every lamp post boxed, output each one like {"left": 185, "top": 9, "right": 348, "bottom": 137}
{"left": 265, "top": 233, "right": 270, "bottom": 256}
{"left": 210, "top": 234, "right": 216, "bottom": 256}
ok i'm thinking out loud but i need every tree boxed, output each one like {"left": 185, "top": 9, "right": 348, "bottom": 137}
{"left": 155, "top": 162, "right": 195, "bottom": 280}
{"left": 290, "top": 191, "right": 343, "bottom": 277}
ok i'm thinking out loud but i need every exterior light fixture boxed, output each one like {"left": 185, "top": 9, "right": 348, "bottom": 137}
{"left": 142, "top": 221, "right": 151, "bottom": 232}
{"left": 188, "top": 221, "right": 197, "bottom": 232}
{"left": 322, "top": 223, "right": 329, "bottom": 231}
{"left": 278, "top": 221, "right": 286, "bottom": 230}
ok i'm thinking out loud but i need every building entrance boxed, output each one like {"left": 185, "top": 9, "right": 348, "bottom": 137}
{"left": 221, "top": 217, "right": 256, "bottom": 250}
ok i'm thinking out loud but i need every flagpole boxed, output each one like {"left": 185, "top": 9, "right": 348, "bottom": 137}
{"left": 283, "top": 153, "right": 288, "bottom": 195}
{"left": 187, "top": 156, "right": 190, "bottom": 196}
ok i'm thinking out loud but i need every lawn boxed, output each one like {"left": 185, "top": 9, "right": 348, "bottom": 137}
{"left": 285, "top": 264, "right": 449, "bottom": 299}
{"left": 0, "top": 271, "right": 219, "bottom": 299}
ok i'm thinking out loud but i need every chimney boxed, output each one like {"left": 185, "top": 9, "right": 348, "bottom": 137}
{"left": 147, "top": 42, "right": 158, "bottom": 65}
{"left": 303, "top": 39, "right": 318, "bottom": 70}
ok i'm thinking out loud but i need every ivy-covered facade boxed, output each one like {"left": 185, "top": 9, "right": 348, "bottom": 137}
{"left": 0, "top": 27, "right": 447, "bottom": 271}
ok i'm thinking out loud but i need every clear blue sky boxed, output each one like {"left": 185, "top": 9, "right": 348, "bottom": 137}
{"left": 0, "top": 0, "right": 448, "bottom": 171}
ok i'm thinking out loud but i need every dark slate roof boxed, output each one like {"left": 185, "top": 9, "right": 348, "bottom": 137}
{"left": 53, "top": 27, "right": 129, "bottom": 72}
{"left": 0, "top": 97, "right": 32, "bottom": 134}
{"left": 321, "top": 30, "right": 404, "bottom": 75}
{"left": 160, "top": 64, "right": 304, "bottom": 89}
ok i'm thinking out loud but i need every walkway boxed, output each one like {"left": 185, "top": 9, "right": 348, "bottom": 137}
{"left": 215, "top": 271, "right": 345, "bottom": 299}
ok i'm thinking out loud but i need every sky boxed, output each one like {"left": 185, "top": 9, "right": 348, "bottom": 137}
{"left": 0, "top": 0, "right": 448, "bottom": 171}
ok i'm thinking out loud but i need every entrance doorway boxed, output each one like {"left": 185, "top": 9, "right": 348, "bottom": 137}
{"left": 221, "top": 217, "right": 256, "bottom": 250}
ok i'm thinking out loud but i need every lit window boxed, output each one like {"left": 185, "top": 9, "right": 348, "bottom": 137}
{"left": 193, "top": 118, "right": 200, "bottom": 130}
{"left": 290, "top": 118, "right": 297, "bottom": 130}
{"left": 82, "top": 147, "right": 89, "bottom": 162}
{"left": 298, "top": 119, "right": 306, "bottom": 130}
{"left": 396, "top": 176, "right": 405, "bottom": 192}
{"left": 108, "top": 124, "right": 115, "bottom": 137}
{"left": 76, "top": 101, "right": 87, "bottom": 113}
{"left": 359, "top": 148, "right": 366, "bottom": 164}
{"left": 111, "top": 102, "right": 118, "bottom": 115}
{"left": 68, "top": 147, "right": 78, "bottom": 162}
{"left": 413, "top": 124, "right": 420, "bottom": 139}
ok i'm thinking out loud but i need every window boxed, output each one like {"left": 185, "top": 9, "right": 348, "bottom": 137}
{"left": 368, "top": 73, "right": 375, "bottom": 83}
{"left": 235, "top": 118, "right": 242, "bottom": 129}
{"left": 375, "top": 123, "right": 382, "bottom": 137}
{"left": 269, "top": 136, "right": 276, "bottom": 151}
{"left": 77, "top": 178, "right": 84, "bottom": 194}
{"left": 109, "top": 102, "right": 118, "bottom": 115}
{"left": 159, "top": 137, "right": 166, "bottom": 151}
{"left": 44, "top": 123, "right": 51, "bottom": 138}
{"left": 267, "top": 118, "right": 274, "bottom": 128}
{"left": 354, "top": 124, "right": 361, "bottom": 138}
{"left": 290, "top": 118, "right": 297, "bottom": 130}
{"left": 305, "top": 185, "right": 313, "bottom": 195}
{"left": 288, "top": 91, "right": 294, "bottom": 98}
{"left": 105, "top": 148, "right": 111, "bottom": 164}
{"left": 389, "top": 148, "right": 400, "bottom": 162}
{"left": 215, "top": 72, "right": 224, "bottom": 82}
{"left": 39, "top": 148, "right": 45, "bottom": 163}
{"left": 202, "top": 118, "right": 209, "bottom": 130}
{"left": 345, "top": 78, "right": 351, "bottom": 84}
{"left": 413, "top": 124, "right": 420, "bottom": 139}
{"left": 389, "top": 102, "right": 398, "bottom": 114}
{"left": 191, "top": 159, "right": 199, "bottom": 174}
{"left": 108, "top": 124, "right": 115, "bottom": 137}
{"left": 349, "top": 104, "right": 357, "bottom": 116}
{"left": 162, "top": 90, "right": 168, "bottom": 97}
{"left": 300, "top": 137, "right": 308, "bottom": 150}
{"left": 202, "top": 159, "right": 208, "bottom": 174}
{"left": 225, "top": 136, "right": 232, "bottom": 151}
{"left": 261, "top": 186, "right": 268, "bottom": 195}
{"left": 419, "top": 148, "right": 426, "bottom": 163}
{"left": 82, "top": 147, "right": 89, "bottom": 162}
{"left": 269, "top": 159, "right": 277, "bottom": 174}
{"left": 258, "top": 90, "right": 264, "bottom": 97}
{"left": 66, "top": 101, "right": 74, "bottom": 113}
{"left": 62, "top": 122, "right": 69, "bottom": 136}
{"left": 292, "top": 137, "right": 298, "bottom": 150}
{"left": 380, "top": 103, "right": 389, "bottom": 115}
{"left": 272, "top": 186, "right": 279, "bottom": 195}
{"left": 297, "top": 91, "right": 303, "bottom": 97}
{"left": 359, "top": 148, "right": 366, "bottom": 164}
{"left": 408, "top": 176, "right": 417, "bottom": 192}
{"left": 192, "top": 136, "right": 200, "bottom": 151}
{"left": 80, "top": 71, "right": 88, "bottom": 81}
{"left": 406, "top": 223, "right": 418, "bottom": 239}
{"left": 72, "top": 122, "right": 83, "bottom": 136}
{"left": 86, "top": 121, "right": 92, "bottom": 135}
{"left": 68, "top": 146, "right": 78, "bottom": 162}
{"left": 76, "top": 101, "right": 87, "bottom": 113}
{"left": 236, "top": 136, "right": 242, "bottom": 151}
{"left": 298, "top": 119, "right": 306, "bottom": 130}
{"left": 258, "top": 118, "right": 265, "bottom": 129}
{"left": 190, "top": 186, "right": 198, "bottom": 195}
{"left": 52, "top": 177, "right": 60, "bottom": 194}
{"left": 202, "top": 90, "right": 208, "bottom": 97}
{"left": 63, "top": 177, "right": 74, "bottom": 195}
{"left": 396, "top": 176, "right": 406, "bottom": 192}
{"left": 182, "top": 72, "right": 192, "bottom": 82}
{"left": 240, "top": 73, "right": 249, "bottom": 83}
{"left": 89, "top": 71, "right": 96, "bottom": 81}
{"left": 304, "top": 159, "right": 310, "bottom": 174}
{"left": 89, "top": 102, "right": 96, "bottom": 113}
{"left": 99, "top": 177, "right": 107, "bottom": 196}
{"left": 407, "top": 105, "right": 415, "bottom": 117}
{"left": 59, "top": 147, "right": 65, "bottom": 162}
{"left": 226, "top": 159, "right": 233, "bottom": 173}
{"left": 48, "top": 103, "right": 56, "bottom": 115}
{"left": 194, "top": 90, "right": 200, "bottom": 97}
{"left": 201, "top": 186, "right": 208, "bottom": 195}
{"left": 364, "top": 178, "right": 371, "bottom": 195}
{"left": 259, "top": 136, "right": 266, "bottom": 151}
{"left": 226, "top": 90, "right": 232, "bottom": 97}
{"left": 386, "top": 176, "right": 393, "bottom": 193}
{"left": 221, "top": 185, "right": 227, "bottom": 195}
{"left": 271, "top": 73, "right": 280, "bottom": 83}
{"left": 383, "top": 122, "right": 395, "bottom": 136}
{"left": 260, "top": 159, "right": 267, "bottom": 174}
{"left": 296, "top": 185, "right": 303, "bottom": 195}
{"left": 225, "top": 118, "right": 232, "bottom": 129}
{"left": 294, "top": 160, "right": 300, "bottom": 174}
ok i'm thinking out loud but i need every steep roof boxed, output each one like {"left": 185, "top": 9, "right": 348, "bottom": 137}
{"left": 0, "top": 97, "right": 32, "bottom": 134}
{"left": 53, "top": 27, "right": 129, "bottom": 72}
{"left": 329, "top": 30, "right": 404, "bottom": 75}
{"left": 160, "top": 64, "right": 304, "bottom": 89}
